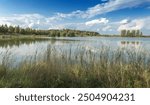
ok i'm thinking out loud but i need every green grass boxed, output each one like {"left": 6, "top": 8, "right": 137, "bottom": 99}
{"left": 0, "top": 35, "right": 49, "bottom": 40}
{"left": 0, "top": 46, "right": 150, "bottom": 88}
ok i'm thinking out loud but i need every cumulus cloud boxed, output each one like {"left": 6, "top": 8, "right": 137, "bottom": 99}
{"left": 118, "top": 19, "right": 145, "bottom": 31}
{"left": 0, "top": 0, "right": 149, "bottom": 33}
{"left": 0, "top": 13, "right": 150, "bottom": 35}
{"left": 85, "top": 18, "right": 109, "bottom": 26}
{"left": 0, "top": 14, "right": 61, "bottom": 29}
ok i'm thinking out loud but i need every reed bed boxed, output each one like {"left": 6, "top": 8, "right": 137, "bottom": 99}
{"left": 0, "top": 45, "right": 150, "bottom": 88}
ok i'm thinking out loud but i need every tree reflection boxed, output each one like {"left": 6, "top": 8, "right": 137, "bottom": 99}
{"left": 120, "top": 41, "right": 142, "bottom": 49}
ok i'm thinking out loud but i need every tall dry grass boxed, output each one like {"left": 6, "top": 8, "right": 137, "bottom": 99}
{"left": 0, "top": 45, "right": 150, "bottom": 88}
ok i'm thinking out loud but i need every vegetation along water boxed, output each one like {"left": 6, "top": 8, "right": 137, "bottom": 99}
{"left": 0, "top": 25, "right": 150, "bottom": 88}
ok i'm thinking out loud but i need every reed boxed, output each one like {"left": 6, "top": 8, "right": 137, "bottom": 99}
{"left": 0, "top": 45, "right": 150, "bottom": 88}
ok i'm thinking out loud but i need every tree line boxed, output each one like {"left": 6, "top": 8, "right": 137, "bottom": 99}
{"left": 121, "top": 29, "right": 143, "bottom": 37}
{"left": 0, "top": 24, "right": 100, "bottom": 37}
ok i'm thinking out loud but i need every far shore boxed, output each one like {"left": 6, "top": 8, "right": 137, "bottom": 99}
{"left": 0, "top": 34, "right": 150, "bottom": 41}
{"left": 0, "top": 35, "right": 50, "bottom": 41}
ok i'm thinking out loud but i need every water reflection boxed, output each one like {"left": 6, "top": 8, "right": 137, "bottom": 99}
{"left": 0, "top": 37, "right": 150, "bottom": 66}
{"left": 120, "top": 41, "right": 141, "bottom": 45}
{"left": 0, "top": 38, "right": 80, "bottom": 65}
{"left": 0, "top": 39, "right": 50, "bottom": 48}
{"left": 119, "top": 41, "right": 142, "bottom": 49}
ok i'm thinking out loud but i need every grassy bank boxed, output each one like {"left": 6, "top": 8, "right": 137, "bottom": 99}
{"left": 0, "top": 46, "right": 150, "bottom": 88}
{"left": 0, "top": 35, "right": 49, "bottom": 40}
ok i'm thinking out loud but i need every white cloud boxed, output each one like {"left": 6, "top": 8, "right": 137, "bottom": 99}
{"left": 55, "top": 10, "right": 83, "bottom": 19}
{"left": 55, "top": 0, "right": 150, "bottom": 19}
{"left": 120, "top": 19, "right": 130, "bottom": 25}
{"left": 118, "top": 19, "right": 145, "bottom": 31}
{"left": 0, "top": 14, "right": 150, "bottom": 35}
{"left": 116, "top": 17, "right": 150, "bottom": 35}
{"left": 85, "top": 18, "right": 109, "bottom": 26}
{"left": 70, "top": 16, "right": 150, "bottom": 35}
{"left": 0, "top": 14, "right": 61, "bottom": 29}
{"left": 84, "top": 0, "right": 150, "bottom": 18}
{"left": 142, "top": 17, "right": 150, "bottom": 30}
{"left": 102, "top": 26, "right": 112, "bottom": 31}
{"left": 1, "top": 14, "right": 148, "bottom": 34}
{"left": 0, "top": 0, "right": 149, "bottom": 35}
{"left": 49, "top": 25, "right": 65, "bottom": 30}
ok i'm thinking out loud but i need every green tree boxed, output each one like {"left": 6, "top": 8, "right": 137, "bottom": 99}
{"left": 131, "top": 30, "right": 136, "bottom": 37}
{"left": 14, "top": 26, "right": 20, "bottom": 34}
{"left": 8, "top": 26, "right": 15, "bottom": 33}
{"left": 136, "top": 30, "right": 140, "bottom": 37}
{"left": 140, "top": 32, "right": 143, "bottom": 37}
{"left": 121, "top": 30, "right": 126, "bottom": 37}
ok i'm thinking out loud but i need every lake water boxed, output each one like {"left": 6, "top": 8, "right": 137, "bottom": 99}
{"left": 0, "top": 37, "right": 150, "bottom": 66}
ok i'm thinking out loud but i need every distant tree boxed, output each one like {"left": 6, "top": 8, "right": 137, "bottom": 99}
{"left": 121, "top": 29, "right": 143, "bottom": 37}
{"left": 131, "top": 30, "right": 136, "bottom": 37}
{"left": 121, "top": 30, "right": 126, "bottom": 37}
{"left": 4, "top": 24, "right": 8, "bottom": 34}
{"left": 68, "top": 32, "right": 75, "bottom": 37}
{"left": 136, "top": 30, "right": 140, "bottom": 37}
{"left": 0, "top": 24, "right": 9, "bottom": 34}
{"left": 140, "top": 32, "right": 143, "bottom": 37}
{"left": 126, "top": 30, "right": 130, "bottom": 37}
{"left": 8, "top": 26, "right": 15, "bottom": 33}
{"left": 0, "top": 24, "right": 100, "bottom": 37}
{"left": 61, "top": 31, "right": 66, "bottom": 37}
{"left": 14, "top": 26, "right": 20, "bottom": 34}
{"left": 20, "top": 28, "right": 26, "bottom": 34}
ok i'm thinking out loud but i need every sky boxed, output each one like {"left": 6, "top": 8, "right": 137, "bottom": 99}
{"left": 0, "top": 0, "right": 150, "bottom": 35}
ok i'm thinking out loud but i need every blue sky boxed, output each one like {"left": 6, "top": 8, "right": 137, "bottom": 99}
{"left": 0, "top": 0, "right": 150, "bottom": 35}
{"left": 0, "top": 0, "right": 103, "bottom": 15}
